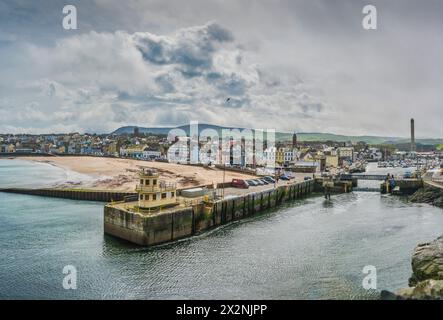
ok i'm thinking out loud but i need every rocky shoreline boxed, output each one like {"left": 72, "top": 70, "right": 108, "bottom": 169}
{"left": 382, "top": 236, "right": 443, "bottom": 300}
{"left": 409, "top": 186, "right": 443, "bottom": 208}
{"left": 382, "top": 185, "right": 443, "bottom": 300}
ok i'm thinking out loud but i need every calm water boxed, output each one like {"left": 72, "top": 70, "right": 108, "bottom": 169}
{"left": 0, "top": 159, "right": 90, "bottom": 188}
{"left": 1, "top": 160, "right": 443, "bottom": 299}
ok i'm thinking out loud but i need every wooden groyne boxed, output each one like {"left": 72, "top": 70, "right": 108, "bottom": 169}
{"left": 104, "top": 180, "right": 322, "bottom": 246}
{"left": 0, "top": 188, "right": 136, "bottom": 202}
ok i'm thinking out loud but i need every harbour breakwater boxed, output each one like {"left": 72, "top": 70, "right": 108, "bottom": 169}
{"left": 103, "top": 179, "right": 339, "bottom": 246}
{"left": 0, "top": 183, "right": 229, "bottom": 202}
{"left": 0, "top": 187, "right": 136, "bottom": 202}
{"left": 0, "top": 178, "right": 352, "bottom": 247}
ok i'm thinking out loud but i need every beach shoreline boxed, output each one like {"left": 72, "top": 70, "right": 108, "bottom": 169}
{"left": 4, "top": 156, "right": 256, "bottom": 191}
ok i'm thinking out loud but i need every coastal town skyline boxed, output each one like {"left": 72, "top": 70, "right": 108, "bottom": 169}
{"left": 1, "top": 0, "right": 443, "bottom": 137}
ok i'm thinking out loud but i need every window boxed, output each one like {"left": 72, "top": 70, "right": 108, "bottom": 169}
{"left": 171, "top": 192, "right": 175, "bottom": 197}
{"left": 153, "top": 194, "right": 157, "bottom": 200}
{"left": 146, "top": 179, "right": 150, "bottom": 185}
{"left": 161, "top": 193, "right": 166, "bottom": 199}
{"left": 140, "top": 179, "right": 143, "bottom": 185}
{"left": 153, "top": 179, "right": 157, "bottom": 185}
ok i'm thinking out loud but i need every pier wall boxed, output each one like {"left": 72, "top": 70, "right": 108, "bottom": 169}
{"left": 380, "top": 179, "right": 423, "bottom": 195}
{"left": 0, "top": 188, "right": 136, "bottom": 202}
{"left": 0, "top": 184, "right": 218, "bottom": 202}
{"left": 104, "top": 180, "right": 317, "bottom": 246}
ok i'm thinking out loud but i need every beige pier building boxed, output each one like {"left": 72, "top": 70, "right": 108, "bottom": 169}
{"left": 136, "top": 168, "right": 177, "bottom": 209}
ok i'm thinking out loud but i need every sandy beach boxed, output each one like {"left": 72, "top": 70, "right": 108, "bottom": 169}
{"left": 13, "top": 156, "right": 256, "bottom": 191}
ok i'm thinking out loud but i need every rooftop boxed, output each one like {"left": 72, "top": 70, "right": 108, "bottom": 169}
{"left": 139, "top": 168, "right": 159, "bottom": 177}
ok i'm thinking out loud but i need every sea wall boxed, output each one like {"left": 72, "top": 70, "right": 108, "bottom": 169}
{"left": 104, "top": 180, "right": 317, "bottom": 246}
{"left": 380, "top": 179, "right": 423, "bottom": 195}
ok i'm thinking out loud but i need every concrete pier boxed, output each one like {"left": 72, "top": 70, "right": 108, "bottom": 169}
{"left": 104, "top": 180, "right": 318, "bottom": 246}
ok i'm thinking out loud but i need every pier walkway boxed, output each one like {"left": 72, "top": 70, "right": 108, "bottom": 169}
{"left": 423, "top": 172, "right": 443, "bottom": 190}
{"left": 340, "top": 174, "right": 390, "bottom": 181}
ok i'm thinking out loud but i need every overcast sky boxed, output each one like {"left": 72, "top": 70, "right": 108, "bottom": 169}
{"left": 0, "top": 0, "right": 442, "bottom": 137}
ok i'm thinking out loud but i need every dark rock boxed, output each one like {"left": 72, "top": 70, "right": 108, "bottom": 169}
{"left": 394, "top": 236, "right": 443, "bottom": 299}
{"left": 409, "top": 187, "right": 443, "bottom": 208}
{"left": 410, "top": 236, "right": 443, "bottom": 284}
{"left": 380, "top": 290, "right": 404, "bottom": 300}
{"left": 433, "top": 196, "right": 443, "bottom": 208}
{"left": 396, "top": 280, "right": 443, "bottom": 300}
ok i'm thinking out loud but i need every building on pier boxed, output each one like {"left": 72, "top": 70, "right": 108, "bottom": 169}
{"left": 136, "top": 168, "right": 177, "bottom": 209}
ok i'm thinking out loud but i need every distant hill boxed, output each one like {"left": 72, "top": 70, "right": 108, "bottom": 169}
{"left": 112, "top": 124, "right": 443, "bottom": 145}
{"left": 113, "top": 124, "right": 241, "bottom": 136}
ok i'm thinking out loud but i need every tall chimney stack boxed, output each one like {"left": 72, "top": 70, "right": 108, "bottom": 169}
{"left": 410, "top": 118, "right": 416, "bottom": 152}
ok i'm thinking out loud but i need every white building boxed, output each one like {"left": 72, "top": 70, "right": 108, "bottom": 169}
{"left": 338, "top": 147, "right": 354, "bottom": 160}
{"left": 368, "top": 147, "right": 383, "bottom": 161}
{"left": 142, "top": 149, "right": 162, "bottom": 160}
{"left": 263, "top": 147, "right": 276, "bottom": 167}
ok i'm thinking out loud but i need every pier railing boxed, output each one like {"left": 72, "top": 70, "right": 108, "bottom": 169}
{"left": 135, "top": 182, "right": 176, "bottom": 192}
{"left": 340, "top": 174, "right": 397, "bottom": 181}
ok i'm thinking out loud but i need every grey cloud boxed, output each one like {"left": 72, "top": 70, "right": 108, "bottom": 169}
{"left": 133, "top": 22, "right": 233, "bottom": 77}
{"left": 207, "top": 72, "right": 248, "bottom": 96}
{"left": 154, "top": 108, "right": 190, "bottom": 126}
{"left": 297, "top": 101, "right": 324, "bottom": 114}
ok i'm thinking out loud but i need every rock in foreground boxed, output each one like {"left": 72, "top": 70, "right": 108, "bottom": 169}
{"left": 385, "top": 236, "right": 443, "bottom": 300}
{"left": 409, "top": 236, "right": 443, "bottom": 286}
{"left": 396, "top": 280, "right": 443, "bottom": 300}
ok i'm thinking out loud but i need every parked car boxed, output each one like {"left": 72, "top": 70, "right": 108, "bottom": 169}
{"left": 259, "top": 179, "right": 269, "bottom": 185}
{"left": 304, "top": 176, "right": 312, "bottom": 181}
{"left": 263, "top": 176, "right": 276, "bottom": 183}
{"left": 403, "top": 171, "right": 412, "bottom": 179}
{"left": 247, "top": 179, "right": 259, "bottom": 186}
{"left": 280, "top": 175, "right": 291, "bottom": 181}
{"left": 231, "top": 179, "right": 249, "bottom": 189}
{"left": 254, "top": 179, "right": 264, "bottom": 185}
